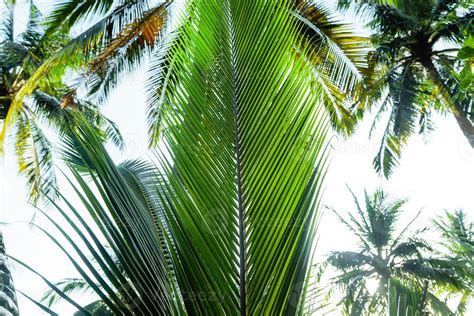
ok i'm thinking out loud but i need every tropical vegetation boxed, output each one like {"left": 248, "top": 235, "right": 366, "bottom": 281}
{"left": 434, "top": 210, "right": 474, "bottom": 313}
{"left": 0, "top": 232, "right": 19, "bottom": 316}
{"left": 0, "top": 0, "right": 122, "bottom": 204}
{"left": 0, "top": 0, "right": 471, "bottom": 315}
{"left": 6, "top": 0, "right": 352, "bottom": 313}
{"left": 338, "top": 0, "right": 473, "bottom": 176}
{"left": 326, "top": 188, "right": 472, "bottom": 315}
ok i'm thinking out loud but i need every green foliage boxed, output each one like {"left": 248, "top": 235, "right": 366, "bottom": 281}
{"left": 12, "top": 0, "right": 345, "bottom": 313}
{"left": 433, "top": 210, "right": 474, "bottom": 313}
{"left": 338, "top": 0, "right": 474, "bottom": 176}
{"left": 327, "top": 188, "right": 464, "bottom": 314}
{"left": 0, "top": 232, "right": 19, "bottom": 316}
{"left": 0, "top": 1, "right": 123, "bottom": 204}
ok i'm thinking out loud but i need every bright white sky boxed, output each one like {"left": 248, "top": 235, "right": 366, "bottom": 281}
{"left": 0, "top": 1, "right": 473, "bottom": 315}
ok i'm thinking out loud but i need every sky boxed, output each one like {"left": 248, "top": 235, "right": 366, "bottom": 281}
{"left": 0, "top": 1, "right": 473, "bottom": 315}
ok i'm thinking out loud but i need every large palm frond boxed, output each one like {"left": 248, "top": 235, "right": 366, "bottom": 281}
{"left": 147, "top": 0, "right": 330, "bottom": 313}
{"left": 20, "top": 0, "right": 332, "bottom": 314}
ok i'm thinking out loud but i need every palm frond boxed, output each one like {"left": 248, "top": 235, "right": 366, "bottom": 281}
{"left": 13, "top": 109, "right": 57, "bottom": 204}
{"left": 303, "top": 264, "right": 335, "bottom": 314}
{"left": 390, "top": 239, "right": 431, "bottom": 261}
{"left": 0, "top": 0, "right": 14, "bottom": 42}
{"left": 29, "top": 0, "right": 333, "bottom": 314}
{"left": 152, "top": 0, "right": 330, "bottom": 313}
{"left": 0, "top": 231, "right": 19, "bottom": 316}
{"left": 328, "top": 251, "right": 374, "bottom": 271}
{"left": 0, "top": 1, "right": 169, "bottom": 144}
{"left": 78, "top": 2, "right": 170, "bottom": 105}
{"left": 31, "top": 91, "right": 124, "bottom": 150}
{"left": 18, "top": 3, "right": 43, "bottom": 50}
{"left": 17, "top": 289, "right": 59, "bottom": 315}
{"left": 41, "top": 278, "right": 99, "bottom": 308}
{"left": 38, "top": 115, "right": 184, "bottom": 314}
{"left": 46, "top": 0, "right": 125, "bottom": 32}
{"left": 373, "top": 64, "right": 425, "bottom": 177}
{"left": 293, "top": 1, "right": 373, "bottom": 135}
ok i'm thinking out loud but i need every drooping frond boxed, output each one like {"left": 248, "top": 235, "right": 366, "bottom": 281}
{"left": 41, "top": 278, "right": 99, "bottom": 308}
{"left": 0, "top": 1, "right": 169, "bottom": 144}
{"left": 0, "top": 0, "right": 14, "bottom": 42}
{"left": 43, "top": 113, "right": 184, "bottom": 314}
{"left": 373, "top": 64, "right": 430, "bottom": 177}
{"left": 13, "top": 108, "right": 57, "bottom": 204}
{"left": 78, "top": 2, "right": 170, "bottom": 105}
{"left": 328, "top": 251, "right": 374, "bottom": 271}
{"left": 292, "top": 0, "right": 374, "bottom": 135}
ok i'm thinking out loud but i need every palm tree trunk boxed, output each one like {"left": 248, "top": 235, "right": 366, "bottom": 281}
{"left": 417, "top": 280, "right": 428, "bottom": 313}
{"left": 0, "top": 85, "right": 11, "bottom": 120}
{"left": 422, "top": 59, "right": 474, "bottom": 147}
{"left": 0, "top": 232, "right": 19, "bottom": 316}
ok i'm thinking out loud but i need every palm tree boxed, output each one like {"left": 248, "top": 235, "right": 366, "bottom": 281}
{"left": 0, "top": 232, "right": 19, "bottom": 316}
{"left": 338, "top": 0, "right": 473, "bottom": 177}
{"left": 9, "top": 0, "right": 374, "bottom": 145}
{"left": 327, "top": 188, "right": 466, "bottom": 315}
{"left": 8, "top": 0, "right": 356, "bottom": 313}
{"left": 434, "top": 210, "right": 474, "bottom": 313}
{"left": 0, "top": 0, "right": 123, "bottom": 204}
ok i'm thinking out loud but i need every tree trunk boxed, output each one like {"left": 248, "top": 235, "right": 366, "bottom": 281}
{"left": 0, "top": 232, "right": 19, "bottom": 316}
{"left": 417, "top": 280, "right": 429, "bottom": 313}
{"left": 422, "top": 59, "right": 474, "bottom": 147}
{"left": 0, "top": 85, "right": 11, "bottom": 120}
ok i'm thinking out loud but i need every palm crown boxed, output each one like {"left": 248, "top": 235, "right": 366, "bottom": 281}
{"left": 338, "top": 0, "right": 473, "bottom": 177}
{"left": 0, "top": 0, "right": 123, "bottom": 203}
{"left": 434, "top": 210, "right": 474, "bottom": 313}
{"left": 327, "top": 189, "right": 467, "bottom": 314}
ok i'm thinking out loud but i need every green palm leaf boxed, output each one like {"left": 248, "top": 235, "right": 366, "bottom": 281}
{"left": 152, "top": 0, "right": 330, "bottom": 313}
{"left": 18, "top": 0, "right": 334, "bottom": 314}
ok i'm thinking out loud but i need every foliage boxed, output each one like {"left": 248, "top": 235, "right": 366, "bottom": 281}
{"left": 327, "top": 188, "right": 466, "bottom": 315}
{"left": 0, "top": 232, "right": 19, "bottom": 316}
{"left": 0, "top": 1, "right": 123, "bottom": 204}
{"left": 434, "top": 210, "right": 474, "bottom": 314}
{"left": 13, "top": 0, "right": 350, "bottom": 313}
{"left": 338, "top": 0, "right": 474, "bottom": 176}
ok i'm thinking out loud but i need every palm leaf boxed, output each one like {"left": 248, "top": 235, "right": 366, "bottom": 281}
{"left": 0, "top": 0, "right": 14, "bottom": 42}
{"left": 292, "top": 1, "right": 373, "bottom": 135}
{"left": 13, "top": 109, "right": 57, "bottom": 204}
{"left": 152, "top": 0, "right": 330, "bottom": 313}
{"left": 0, "top": 0, "right": 169, "bottom": 145}
{"left": 23, "top": 0, "right": 333, "bottom": 314}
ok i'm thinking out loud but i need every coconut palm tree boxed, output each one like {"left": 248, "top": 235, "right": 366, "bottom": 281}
{"left": 8, "top": 0, "right": 359, "bottom": 313}
{"left": 337, "top": 0, "right": 473, "bottom": 177}
{"left": 0, "top": 0, "right": 123, "bottom": 203}
{"left": 9, "top": 0, "right": 374, "bottom": 146}
{"left": 434, "top": 210, "right": 474, "bottom": 314}
{"left": 327, "top": 188, "right": 467, "bottom": 315}
{"left": 0, "top": 232, "right": 19, "bottom": 316}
